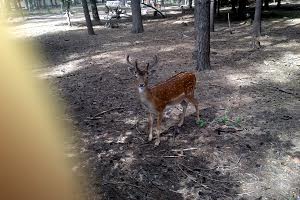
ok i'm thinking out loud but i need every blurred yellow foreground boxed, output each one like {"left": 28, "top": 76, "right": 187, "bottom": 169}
{"left": 0, "top": 13, "right": 82, "bottom": 200}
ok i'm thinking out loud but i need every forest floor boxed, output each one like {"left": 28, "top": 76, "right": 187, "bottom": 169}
{"left": 10, "top": 4, "right": 300, "bottom": 200}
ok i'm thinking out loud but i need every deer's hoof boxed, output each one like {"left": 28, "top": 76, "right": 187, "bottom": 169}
{"left": 154, "top": 139, "right": 160, "bottom": 146}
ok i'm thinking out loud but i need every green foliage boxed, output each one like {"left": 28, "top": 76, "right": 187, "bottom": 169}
{"left": 217, "top": 115, "right": 229, "bottom": 124}
{"left": 197, "top": 119, "right": 207, "bottom": 128}
{"left": 215, "top": 111, "right": 242, "bottom": 127}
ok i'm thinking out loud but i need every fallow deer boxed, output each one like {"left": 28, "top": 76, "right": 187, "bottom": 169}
{"left": 126, "top": 55, "right": 200, "bottom": 146}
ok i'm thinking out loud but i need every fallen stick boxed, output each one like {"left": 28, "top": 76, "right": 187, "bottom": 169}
{"left": 275, "top": 87, "right": 297, "bottom": 95}
{"left": 146, "top": 155, "right": 185, "bottom": 158}
{"left": 87, "top": 107, "right": 125, "bottom": 119}
{"left": 104, "top": 181, "right": 142, "bottom": 189}
{"left": 178, "top": 162, "right": 241, "bottom": 183}
{"left": 176, "top": 162, "right": 197, "bottom": 182}
{"left": 171, "top": 147, "right": 198, "bottom": 152}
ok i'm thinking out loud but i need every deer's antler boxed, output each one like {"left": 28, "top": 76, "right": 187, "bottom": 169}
{"left": 148, "top": 55, "right": 158, "bottom": 70}
{"left": 126, "top": 55, "right": 141, "bottom": 74}
{"left": 126, "top": 55, "right": 134, "bottom": 66}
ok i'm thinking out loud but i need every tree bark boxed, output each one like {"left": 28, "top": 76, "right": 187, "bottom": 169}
{"left": 90, "top": 0, "right": 100, "bottom": 24}
{"left": 73, "top": 0, "right": 80, "bottom": 4}
{"left": 81, "top": 0, "right": 95, "bottom": 35}
{"left": 216, "top": 0, "right": 220, "bottom": 16}
{"left": 264, "top": 0, "right": 269, "bottom": 9}
{"left": 131, "top": 0, "right": 144, "bottom": 33}
{"left": 188, "top": 0, "right": 192, "bottom": 8}
{"left": 231, "top": 0, "right": 237, "bottom": 14}
{"left": 5, "top": 0, "right": 12, "bottom": 12}
{"left": 13, "top": 0, "right": 18, "bottom": 10}
{"left": 61, "top": 0, "right": 64, "bottom": 12}
{"left": 237, "top": 0, "right": 246, "bottom": 19}
{"left": 276, "top": 0, "right": 281, "bottom": 8}
{"left": 210, "top": 0, "right": 215, "bottom": 32}
{"left": 36, "top": 0, "right": 40, "bottom": 9}
{"left": 29, "top": 0, "right": 33, "bottom": 10}
{"left": 42, "top": 0, "right": 46, "bottom": 8}
{"left": 24, "top": 0, "right": 30, "bottom": 10}
{"left": 253, "top": 0, "right": 262, "bottom": 37}
{"left": 195, "top": 0, "right": 210, "bottom": 71}
{"left": 120, "top": 0, "right": 126, "bottom": 6}
{"left": 66, "top": 0, "right": 71, "bottom": 26}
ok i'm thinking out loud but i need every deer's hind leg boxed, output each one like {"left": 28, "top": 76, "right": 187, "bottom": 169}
{"left": 186, "top": 95, "right": 200, "bottom": 123}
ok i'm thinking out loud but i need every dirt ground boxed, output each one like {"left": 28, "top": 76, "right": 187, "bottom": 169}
{"left": 11, "top": 5, "right": 300, "bottom": 200}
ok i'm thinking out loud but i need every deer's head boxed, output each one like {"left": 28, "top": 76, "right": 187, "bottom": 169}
{"left": 126, "top": 55, "right": 158, "bottom": 89}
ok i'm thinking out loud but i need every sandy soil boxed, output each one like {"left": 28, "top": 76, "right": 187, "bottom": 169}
{"left": 11, "top": 5, "right": 300, "bottom": 200}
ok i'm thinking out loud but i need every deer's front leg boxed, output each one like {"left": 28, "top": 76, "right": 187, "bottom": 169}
{"left": 155, "top": 112, "right": 163, "bottom": 146}
{"left": 148, "top": 113, "right": 153, "bottom": 141}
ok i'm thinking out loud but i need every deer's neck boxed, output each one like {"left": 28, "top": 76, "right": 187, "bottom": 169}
{"left": 138, "top": 87, "right": 156, "bottom": 112}
{"left": 138, "top": 86, "right": 151, "bottom": 99}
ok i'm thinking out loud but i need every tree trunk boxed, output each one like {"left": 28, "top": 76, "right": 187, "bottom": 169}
{"left": 5, "top": 0, "right": 12, "bottom": 12}
{"left": 36, "top": 0, "right": 40, "bottom": 9}
{"left": 276, "top": 0, "right": 281, "bottom": 8}
{"left": 210, "top": 0, "right": 215, "bottom": 32}
{"left": 61, "top": 0, "right": 64, "bottom": 12}
{"left": 188, "top": 0, "right": 192, "bottom": 8}
{"left": 17, "top": 0, "right": 24, "bottom": 16}
{"left": 253, "top": 0, "right": 262, "bottom": 37}
{"left": 195, "top": 0, "right": 210, "bottom": 71}
{"left": 120, "top": 0, "right": 126, "bottom": 6}
{"left": 216, "top": 0, "right": 220, "bottom": 16}
{"left": 17, "top": 0, "right": 22, "bottom": 8}
{"left": 55, "top": 0, "right": 58, "bottom": 6}
{"left": 42, "top": 0, "right": 46, "bottom": 8}
{"left": 131, "top": 0, "right": 144, "bottom": 33}
{"left": 13, "top": 0, "right": 18, "bottom": 9}
{"left": 177, "top": 0, "right": 182, "bottom": 7}
{"left": 237, "top": 0, "right": 246, "bottom": 19}
{"left": 24, "top": 0, "right": 30, "bottom": 10}
{"left": 50, "top": 0, "right": 53, "bottom": 6}
{"left": 81, "top": 0, "right": 95, "bottom": 35}
{"left": 231, "top": 0, "right": 237, "bottom": 14}
{"left": 66, "top": 0, "right": 71, "bottom": 26}
{"left": 33, "top": 0, "right": 36, "bottom": 9}
{"left": 29, "top": 0, "right": 34, "bottom": 10}
{"left": 90, "top": 0, "right": 100, "bottom": 24}
{"left": 264, "top": 0, "right": 269, "bottom": 9}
